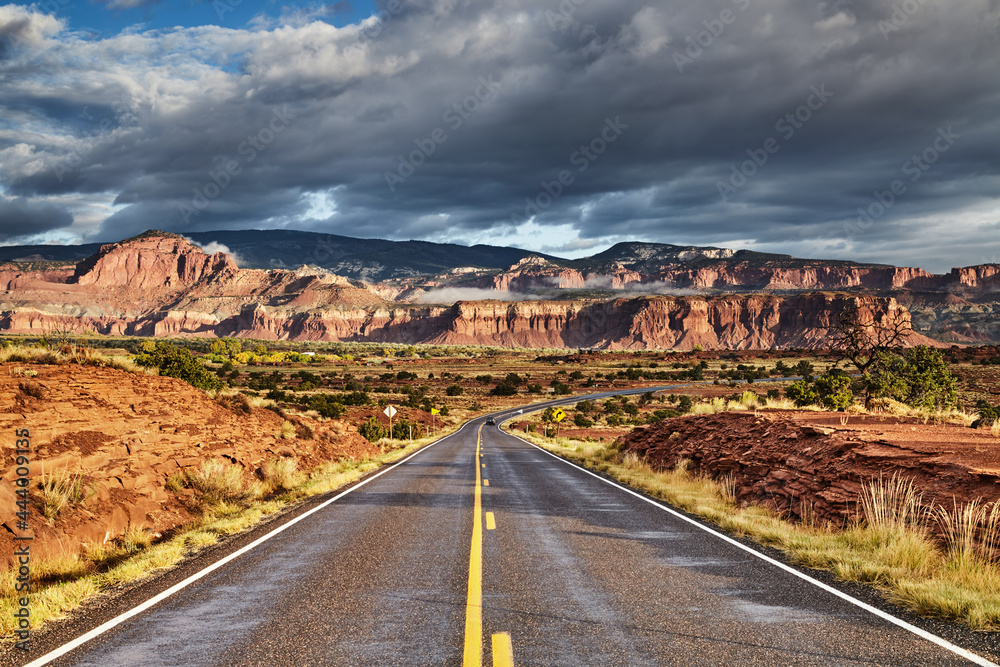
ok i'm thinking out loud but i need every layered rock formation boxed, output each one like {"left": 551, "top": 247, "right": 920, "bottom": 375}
{"left": 0, "top": 231, "right": 955, "bottom": 348}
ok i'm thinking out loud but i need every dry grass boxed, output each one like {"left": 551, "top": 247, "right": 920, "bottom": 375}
{"left": 276, "top": 420, "right": 296, "bottom": 440}
{"left": 0, "top": 343, "right": 155, "bottom": 376}
{"left": 991, "top": 418, "right": 1000, "bottom": 438}
{"left": 186, "top": 460, "right": 262, "bottom": 508}
{"left": 762, "top": 396, "right": 797, "bottom": 410}
{"left": 260, "top": 457, "right": 303, "bottom": 493}
{"left": 40, "top": 469, "right": 87, "bottom": 520}
{"left": 690, "top": 397, "right": 726, "bottom": 415}
{"left": 519, "top": 427, "right": 1000, "bottom": 631}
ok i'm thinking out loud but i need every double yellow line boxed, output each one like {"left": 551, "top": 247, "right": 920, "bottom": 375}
{"left": 463, "top": 425, "right": 513, "bottom": 667}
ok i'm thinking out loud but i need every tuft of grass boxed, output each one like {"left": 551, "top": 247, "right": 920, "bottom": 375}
{"left": 859, "top": 473, "right": 927, "bottom": 540}
{"left": 868, "top": 397, "right": 912, "bottom": 415}
{"left": 690, "top": 397, "right": 726, "bottom": 415}
{"left": 164, "top": 473, "right": 186, "bottom": 492}
{"left": 276, "top": 420, "right": 296, "bottom": 440}
{"left": 0, "top": 343, "right": 156, "bottom": 376}
{"left": 260, "top": 457, "right": 303, "bottom": 493}
{"left": 40, "top": 469, "right": 87, "bottom": 520}
{"left": 186, "top": 460, "right": 261, "bottom": 508}
{"left": 991, "top": 418, "right": 1000, "bottom": 438}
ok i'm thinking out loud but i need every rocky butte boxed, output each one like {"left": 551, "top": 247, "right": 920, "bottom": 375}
{"left": 0, "top": 230, "right": 984, "bottom": 348}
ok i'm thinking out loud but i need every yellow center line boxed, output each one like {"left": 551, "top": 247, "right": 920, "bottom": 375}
{"left": 485, "top": 512, "right": 496, "bottom": 530}
{"left": 484, "top": 479, "right": 489, "bottom": 486}
{"left": 491, "top": 632, "right": 514, "bottom": 667}
{"left": 463, "top": 426, "right": 484, "bottom": 666}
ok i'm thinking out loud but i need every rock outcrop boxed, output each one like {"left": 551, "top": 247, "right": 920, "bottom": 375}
{"left": 0, "top": 231, "right": 957, "bottom": 348}
{"left": 0, "top": 363, "right": 372, "bottom": 567}
{"left": 620, "top": 412, "right": 1000, "bottom": 526}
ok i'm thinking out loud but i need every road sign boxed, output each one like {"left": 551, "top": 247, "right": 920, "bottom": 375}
{"left": 384, "top": 405, "right": 397, "bottom": 419}
{"left": 552, "top": 408, "right": 566, "bottom": 423}
{"left": 430, "top": 408, "right": 440, "bottom": 415}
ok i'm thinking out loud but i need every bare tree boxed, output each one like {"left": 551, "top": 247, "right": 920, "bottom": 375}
{"left": 829, "top": 301, "right": 913, "bottom": 375}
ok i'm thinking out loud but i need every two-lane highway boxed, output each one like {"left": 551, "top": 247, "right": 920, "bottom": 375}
{"left": 18, "top": 408, "right": 998, "bottom": 666}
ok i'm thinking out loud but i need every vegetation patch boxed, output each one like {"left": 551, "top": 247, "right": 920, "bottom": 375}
{"left": 516, "top": 427, "right": 1000, "bottom": 631}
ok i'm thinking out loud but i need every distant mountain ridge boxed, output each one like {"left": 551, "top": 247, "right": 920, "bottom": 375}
{"left": 1, "top": 229, "right": 899, "bottom": 282}
{"left": 0, "top": 230, "right": 559, "bottom": 282}
{"left": 0, "top": 232, "right": 939, "bottom": 349}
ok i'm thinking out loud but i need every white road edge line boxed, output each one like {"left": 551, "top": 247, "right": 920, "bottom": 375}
{"left": 23, "top": 422, "right": 472, "bottom": 667}
{"left": 506, "top": 429, "right": 998, "bottom": 667}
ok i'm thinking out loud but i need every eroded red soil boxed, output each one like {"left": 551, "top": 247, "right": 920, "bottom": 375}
{"left": 621, "top": 410, "right": 1000, "bottom": 525}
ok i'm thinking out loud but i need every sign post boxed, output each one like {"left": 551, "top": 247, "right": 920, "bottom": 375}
{"left": 384, "top": 405, "right": 397, "bottom": 440}
{"left": 431, "top": 407, "right": 440, "bottom": 436}
{"left": 552, "top": 408, "right": 566, "bottom": 438}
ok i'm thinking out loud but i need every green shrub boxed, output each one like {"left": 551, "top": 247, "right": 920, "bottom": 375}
{"left": 786, "top": 380, "right": 819, "bottom": 407}
{"left": 490, "top": 382, "right": 518, "bottom": 396}
{"left": 865, "top": 346, "right": 957, "bottom": 410}
{"left": 134, "top": 342, "right": 222, "bottom": 391}
{"left": 814, "top": 374, "right": 853, "bottom": 409}
{"left": 359, "top": 416, "right": 388, "bottom": 442}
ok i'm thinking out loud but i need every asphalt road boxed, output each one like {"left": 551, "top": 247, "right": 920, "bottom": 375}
{"left": 14, "top": 395, "right": 1000, "bottom": 666}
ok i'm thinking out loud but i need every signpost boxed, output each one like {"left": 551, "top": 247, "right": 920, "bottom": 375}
{"left": 430, "top": 407, "right": 440, "bottom": 436}
{"left": 384, "top": 405, "right": 397, "bottom": 440}
{"left": 551, "top": 407, "right": 566, "bottom": 438}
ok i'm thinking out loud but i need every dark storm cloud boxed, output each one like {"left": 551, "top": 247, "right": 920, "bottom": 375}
{"left": 0, "top": 197, "right": 73, "bottom": 240}
{"left": 0, "top": 0, "right": 998, "bottom": 271}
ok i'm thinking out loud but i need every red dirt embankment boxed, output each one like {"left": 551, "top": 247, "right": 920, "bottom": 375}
{"left": 0, "top": 363, "right": 374, "bottom": 567}
{"left": 620, "top": 411, "right": 1000, "bottom": 525}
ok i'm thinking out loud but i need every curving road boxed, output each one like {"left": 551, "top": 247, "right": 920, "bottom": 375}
{"left": 14, "top": 394, "right": 1000, "bottom": 667}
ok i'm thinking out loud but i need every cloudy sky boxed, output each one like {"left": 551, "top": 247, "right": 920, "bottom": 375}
{"left": 0, "top": 0, "right": 998, "bottom": 273}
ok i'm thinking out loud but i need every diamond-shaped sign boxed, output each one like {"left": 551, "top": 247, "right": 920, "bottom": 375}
{"left": 384, "top": 405, "right": 397, "bottom": 419}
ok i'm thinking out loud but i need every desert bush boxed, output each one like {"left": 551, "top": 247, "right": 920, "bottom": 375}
{"left": 786, "top": 380, "right": 819, "bottom": 407}
{"left": 134, "top": 341, "right": 222, "bottom": 391}
{"left": 865, "top": 347, "right": 957, "bottom": 410}
{"left": 261, "top": 458, "right": 302, "bottom": 493}
{"left": 359, "top": 416, "right": 388, "bottom": 442}
{"left": 813, "top": 374, "right": 854, "bottom": 410}
{"left": 490, "top": 382, "right": 518, "bottom": 396}
{"left": 307, "top": 394, "right": 345, "bottom": 419}
{"left": 445, "top": 384, "right": 463, "bottom": 396}
{"left": 186, "top": 460, "right": 260, "bottom": 507}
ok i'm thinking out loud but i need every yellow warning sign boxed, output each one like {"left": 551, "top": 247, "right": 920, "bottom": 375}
{"left": 552, "top": 408, "right": 566, "bottom": 422}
